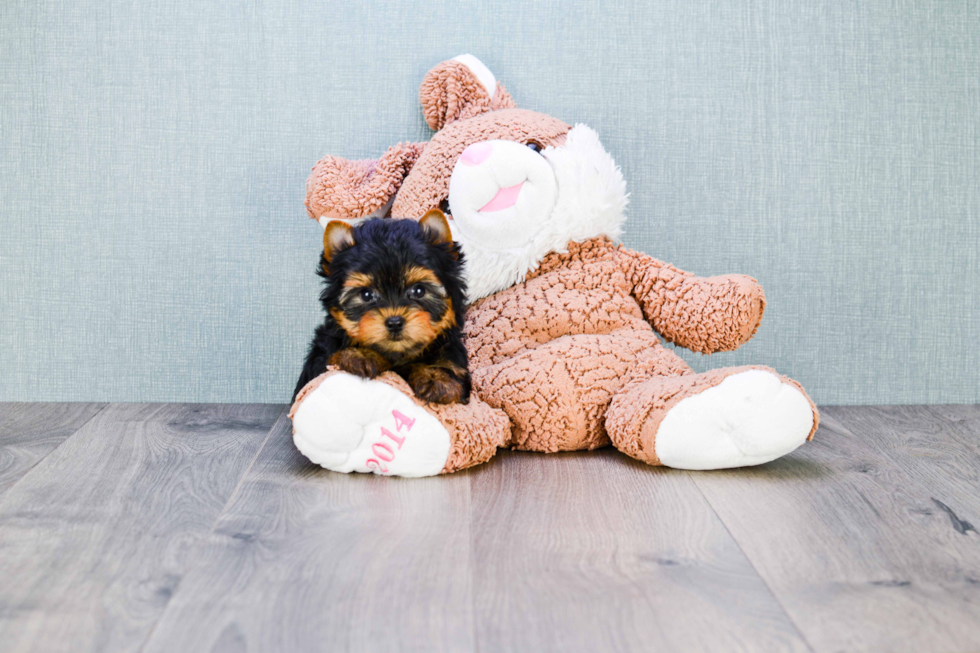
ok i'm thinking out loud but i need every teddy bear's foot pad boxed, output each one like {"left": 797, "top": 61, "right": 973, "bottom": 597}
{"left": 656, "top": 369, "right": 814, "bottom": 470}
{"left": 291, "top": 373, "right": 451, "bottom": 477}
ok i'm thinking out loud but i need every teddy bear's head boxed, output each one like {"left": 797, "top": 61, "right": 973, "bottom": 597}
{"left": 306, "top": 55, "right": 628, "bottom": 300}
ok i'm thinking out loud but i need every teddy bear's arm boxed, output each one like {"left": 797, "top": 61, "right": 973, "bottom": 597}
{"left": 616, "top": 246, "right": 766, "bottom": 354}
{"left": 305, "top": 142, "right": 426, "bottom": 222}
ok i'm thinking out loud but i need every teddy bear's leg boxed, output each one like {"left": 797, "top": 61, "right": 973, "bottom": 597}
{"left": 472, "top": 332, "right": 690, "bottom": 453}
{"left": 290, "top": 368, "right": 511, "bottom": 477}
{"left": 605, "top": 366, "right": 819, "bottom": 470}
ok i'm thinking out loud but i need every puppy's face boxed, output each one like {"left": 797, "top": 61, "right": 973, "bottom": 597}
{"left": 321, "top": 212, "right": 461, "bottom": 360}
{"left": 330, "top": 265, "right": 454, "bottom": 356}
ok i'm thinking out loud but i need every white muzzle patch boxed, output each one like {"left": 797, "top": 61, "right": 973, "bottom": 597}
{"left": 448, "top": 140, "right": 558, "bottom": 251}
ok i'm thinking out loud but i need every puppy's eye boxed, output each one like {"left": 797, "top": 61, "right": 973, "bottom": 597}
{"left": 359, "top": 288, "right": 375, "bottom": 302}
{"left": 526, "top": 140, "right": 543, "bottom": 153}
{"left": 409, "top": 284, "right": 427, "bottom": 299}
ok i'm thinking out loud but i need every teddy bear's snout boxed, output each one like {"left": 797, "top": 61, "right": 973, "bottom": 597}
{"left": 447, "top": 138, "right": 559, "bottom": 253}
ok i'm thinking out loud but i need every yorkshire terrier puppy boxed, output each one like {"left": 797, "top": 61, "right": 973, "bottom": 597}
{"left": 293, "top": 210, "right": 471, "bottom": 404}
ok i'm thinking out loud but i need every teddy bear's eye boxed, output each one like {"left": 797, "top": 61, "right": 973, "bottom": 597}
{"left": 439, "top": 198, "right": 452, "bottom": 216}
{"left": 526, "top": 141, "right": 543, "bottom": 153}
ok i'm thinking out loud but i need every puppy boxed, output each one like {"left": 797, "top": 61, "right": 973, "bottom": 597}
{"left": 293, "top": 210, "right": 471, "bottom": 404}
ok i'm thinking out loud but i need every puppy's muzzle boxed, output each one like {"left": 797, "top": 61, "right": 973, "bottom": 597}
{"left": 384, "top": 315, "right": 405, "bottom": 335}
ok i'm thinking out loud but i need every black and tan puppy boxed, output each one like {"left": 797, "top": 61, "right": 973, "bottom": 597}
{"left": 293, "top": 210, "right": 470, "bottom": 404}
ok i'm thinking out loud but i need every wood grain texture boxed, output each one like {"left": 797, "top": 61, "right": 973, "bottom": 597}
{"left": 692, "top": 406, "right": 980, "bottom": 653}
{"left": 141, "top": 409, "right": 475, "bottom": 653}
{"left": 0, "top": 402, "right": 283, "bottom": 653}
{"left": 0, "top": 402, "right": 106, "bottom": 496}
{"left": 926, "top": 405, "right": 980, "bottom": 426}
{"left": 3, "top": 403, "right": 980, "bottom": 652}
{"left": 923, "top": 404, "right": 980, "bottom": 451}
{"left": 469, "top": 449, "right": 811, "bottom": 653}
{"left": 827, "top": 405, "right": 980, "bottom": 530}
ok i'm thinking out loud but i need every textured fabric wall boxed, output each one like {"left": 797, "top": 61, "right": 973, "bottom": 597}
{"left": 1, "top": 0, "right": 978, "bottom": 404}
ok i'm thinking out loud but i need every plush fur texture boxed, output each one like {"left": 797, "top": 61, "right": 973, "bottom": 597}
{"left": 305, "top": 142, "right": 426, "bottom": 222}
{"left": 294, "top": 216, "right": 471, "bottom": 405}
{"left": 419, "top": 58, "right": 515, "bottom": 131}
{"left": 291, "top": 55, "right": 819, "bottom": 477}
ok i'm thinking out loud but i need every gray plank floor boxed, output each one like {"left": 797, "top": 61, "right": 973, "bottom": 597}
{"left": 0, "top": 404, "right": 978, "bottom": 653}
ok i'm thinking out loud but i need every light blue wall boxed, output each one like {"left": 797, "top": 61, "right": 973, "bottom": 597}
{"left": 1, "top": 0, "right": 978, "bottom": 404}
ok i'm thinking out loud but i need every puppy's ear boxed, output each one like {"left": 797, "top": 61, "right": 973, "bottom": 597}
{"left": 420, "top": 209, "right": 453, "bottom": 246}
{"left": 323, "top": 220, "right": 355, "bottom": 263}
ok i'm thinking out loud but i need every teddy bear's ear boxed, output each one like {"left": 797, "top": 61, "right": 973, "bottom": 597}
{"left": 305, "top": 141, "right": 426, "bottom": 224}
{"left": 419, "top": 54, "right": 517, "bottom": 131}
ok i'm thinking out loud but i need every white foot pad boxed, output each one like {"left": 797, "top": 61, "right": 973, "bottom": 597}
{"left": 291, "top": 374, "right": 451, "bottom": 477}
{"left": 655, "top": 370, "right": 814, "bottom": 470}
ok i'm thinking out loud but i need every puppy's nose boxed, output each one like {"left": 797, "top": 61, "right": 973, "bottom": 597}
{"left": 384, "top": 316, "right": 405, "bottom": 332}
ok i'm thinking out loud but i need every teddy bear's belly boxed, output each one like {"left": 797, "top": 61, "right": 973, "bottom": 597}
{"left": 464, "top": 258, "right": 653, "bottom": 368}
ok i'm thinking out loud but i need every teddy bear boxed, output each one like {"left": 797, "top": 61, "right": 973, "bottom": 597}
{"left": 289, "top": 54, "right": 819, "bottom": 477}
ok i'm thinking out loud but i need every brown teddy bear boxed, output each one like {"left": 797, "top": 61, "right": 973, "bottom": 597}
{"left": 290, "top": 55, "right": 819, "bottom": 477}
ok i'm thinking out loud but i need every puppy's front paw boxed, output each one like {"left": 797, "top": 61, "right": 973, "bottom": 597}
{"left": 329, "top": 348, "right": 390, "bottom": 379}
{"left": 408, "top": 365, "right": 468, "bottom": 404}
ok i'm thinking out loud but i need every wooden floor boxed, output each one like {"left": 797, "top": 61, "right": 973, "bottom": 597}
{"left": 0, "top": 404, "right": 978, "bottom": 652}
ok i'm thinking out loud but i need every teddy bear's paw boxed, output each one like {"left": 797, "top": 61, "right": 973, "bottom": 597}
{"left": 291, "top": 373, "right": 451, "bottom": 477}
{"left": 655, "top": 369, "right": 814, "bottom": 470}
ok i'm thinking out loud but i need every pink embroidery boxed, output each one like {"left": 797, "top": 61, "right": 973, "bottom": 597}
{"left": 372, "top": 441, "right": 395, "bottom": 462}
{"left": 380, "top": 426, "right": 405, "bottom": 449}
{"left": 367, "top": 409, "right": 416, "bottom": 474}
{"left": 392, "top": 409, "right": 416, "bottom": 432}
